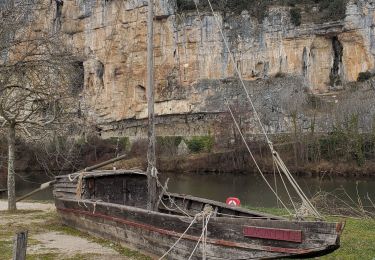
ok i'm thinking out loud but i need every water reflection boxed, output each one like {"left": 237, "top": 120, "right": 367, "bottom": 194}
{"left": 1, "top": 171, "right": 374, "bottom": 211}
{"left": 0, "top": 172, "right": 54, "bottom": 201}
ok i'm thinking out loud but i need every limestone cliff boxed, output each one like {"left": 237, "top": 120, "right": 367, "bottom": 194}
{"left": 47, "top": 0, "right": 375, "bottom": 136}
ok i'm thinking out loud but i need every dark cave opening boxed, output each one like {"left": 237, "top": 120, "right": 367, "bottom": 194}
{"left": 302, "top": 47, "right": 308, "bottom": 78}
{"left": 330, "top": 36, "right": 343, "bottom": 88}
{"left": 54, "top": 0, "right": 63, "bottom": 30}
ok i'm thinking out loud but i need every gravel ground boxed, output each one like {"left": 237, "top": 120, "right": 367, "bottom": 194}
{"left": 0, "top": 200, "right": 55, "bottom": 211}
{"left": 0, "top": 200, "right": 128, "bottom": 259}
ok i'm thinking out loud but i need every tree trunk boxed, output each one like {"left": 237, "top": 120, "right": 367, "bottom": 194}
{"left": 7, "top": 123, "right": 16, "bottom": 211}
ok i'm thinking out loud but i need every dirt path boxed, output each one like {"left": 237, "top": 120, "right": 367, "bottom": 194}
{"left": 0, "top": 200, "right": 148, "bottom": 260}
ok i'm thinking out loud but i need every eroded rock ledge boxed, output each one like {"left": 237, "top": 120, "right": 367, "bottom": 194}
{"left": 40, "top": 0, "right": 375, "bottom": 136}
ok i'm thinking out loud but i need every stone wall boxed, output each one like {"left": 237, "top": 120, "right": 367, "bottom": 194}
{"left": 43, "top": 0, "right": 375, "bottom": 136}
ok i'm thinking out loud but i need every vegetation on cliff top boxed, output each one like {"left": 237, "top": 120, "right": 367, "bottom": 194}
{"left": 177, "top": 0, "right": 348, "bottom": 22}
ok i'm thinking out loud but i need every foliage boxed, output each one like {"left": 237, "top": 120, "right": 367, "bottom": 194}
{"left": 290, "top": 8, "right": 302, "bottom": 26}
{"left": 357, "top": 71, "right": 373, "bottom": 82}
{"left": 156, "top": 136, "right": 183, "bottom": 156}
{"left": 186, "top": 136, "right": 214, "bottom": 153}
{"left": 176, "top": 0, "right": 196, "bottom": 11}
{"left": 109, "top": 137, "right": 131, "bottom": 153}
{"left": 176, "top": 0, "right": 348, "bottom": 22}
{"left": 157, "top": 136, "right": 183, "bottom": 148}
{"left": 318, "top": 0, "right": 348, "bottom": 20}
{"left": 317, "top": 115, "right": 365, "bottom": 166}
{"left": 0, "top": 0, "right": 82, "bottom": 210}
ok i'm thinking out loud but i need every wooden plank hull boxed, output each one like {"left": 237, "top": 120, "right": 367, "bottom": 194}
{"left": 55, "top": 197, "right": 342, "bottom": 259}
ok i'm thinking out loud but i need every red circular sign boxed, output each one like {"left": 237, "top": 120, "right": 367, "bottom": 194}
{"left": 226, "top": 197, "right": 241, "bottom": 207}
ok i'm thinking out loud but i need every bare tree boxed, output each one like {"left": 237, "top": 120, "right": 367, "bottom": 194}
{"left": 0, "top": 0, "right": 81, "bottom": 211}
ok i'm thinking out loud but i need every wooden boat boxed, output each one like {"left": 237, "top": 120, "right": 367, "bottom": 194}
{"left": 54, "top": 170, "right": 344, "bottom": 259}
{"left": 53, "top": 0, "right": 345, "bottom": 258}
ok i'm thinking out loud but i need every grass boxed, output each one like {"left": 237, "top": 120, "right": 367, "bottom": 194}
{"left": 0, "top": 238, "right": 13, "bottom": 260}
{"left": 321, "top": 218, "right": 375, "bottom": 259}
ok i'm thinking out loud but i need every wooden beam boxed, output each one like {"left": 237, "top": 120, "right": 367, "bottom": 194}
{"left": 16, "top": 181, "right": 55, "bottom": 202}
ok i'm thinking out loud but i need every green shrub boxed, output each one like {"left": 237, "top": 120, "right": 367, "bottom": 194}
{"left": 156, "top": 136, "right": 183, "bottom": 155}
{"left": 119, "top": 137, "right": 131, "bottom": 152}
{"left": 157, "top": 136, "right": 183, "bottom": 147}
{"left": 290, "top": 8, "right": 302, "bottom": 26}
{"left": 317, "top": 115, "right": 366, "bottom": 166}
{"left": 357, "top": 71, "right": 373, "bottom": 82}
{"left": 186, "top": 136, "right": 214, "bottom": 153}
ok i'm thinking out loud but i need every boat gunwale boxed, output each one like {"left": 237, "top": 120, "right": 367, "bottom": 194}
{"left": 55, "top": 170, "right": 147, "bottom": 179}
{"left": 55, "top": 197, "right": 340, "bottom": 256}
{"left": 55, "top": 197, "right": 341, "bottom": 231}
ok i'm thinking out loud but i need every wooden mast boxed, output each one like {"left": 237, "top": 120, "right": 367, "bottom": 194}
{"left": 146, "top": 0, "right": 158, "bottom": 211}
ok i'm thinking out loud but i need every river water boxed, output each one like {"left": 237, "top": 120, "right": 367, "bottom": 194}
{"left": 162, "top": 172, "right": 375, "bottom": 209}
{"left": 1, "top": 171, "right": 374, "bottom": 210}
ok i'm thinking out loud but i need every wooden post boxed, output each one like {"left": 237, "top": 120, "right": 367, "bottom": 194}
{"left": 146, "top": 0, "right": 158, "bottom": 211}
{"left": 13, "top": 231, "right": 28, "bottom": 260}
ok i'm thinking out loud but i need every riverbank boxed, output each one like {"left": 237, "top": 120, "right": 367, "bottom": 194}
{"left": 0, "top": 201, "right": 374, "bottom": 259}
{"left": 109, "top": 152, "right": 375, "bottom": 177}
{"left": 2, "top": 132, "right": 375, "bottom": 180}
{"left": 0, "top": 200, "right": 150, "bottom": 260}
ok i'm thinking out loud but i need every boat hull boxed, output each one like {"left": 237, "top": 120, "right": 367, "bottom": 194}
{"left": 55, "top": 197, "right": 342, "bottom": 260}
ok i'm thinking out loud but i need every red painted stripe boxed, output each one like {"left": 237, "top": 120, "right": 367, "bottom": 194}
{"left": 56, "top": 206, "right": 314, "bottom": 255}
{"left": 243, "top": 226, "right": 302, "bottom": 243}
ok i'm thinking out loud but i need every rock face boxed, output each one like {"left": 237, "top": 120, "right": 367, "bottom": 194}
{"left": 46, "top": 0, "right": 375, "bottom": 136}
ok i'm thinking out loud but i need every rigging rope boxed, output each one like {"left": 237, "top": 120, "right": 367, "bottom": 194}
{"left": 159, "top": 206, "right": 212, "bottom": 260}
{"left": 188, "top": 207, "right": 212, "bottom": 260}
{"left": 273, "top": 153, "right": 322, "bottom": 218}
{"left": 194, "top": 0, "right": 322, "bottom": 218}
{"left": 154, "top": 168, "right": 193, "bottom": 217}
{"left": 275, "top": 161, "right": 298, "bottom": 213}
{"left": 158, "top": 213, "right": 199, "bottom": 260}
{"left": 226, "top": 103, "right": 292, "bottom": 215}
